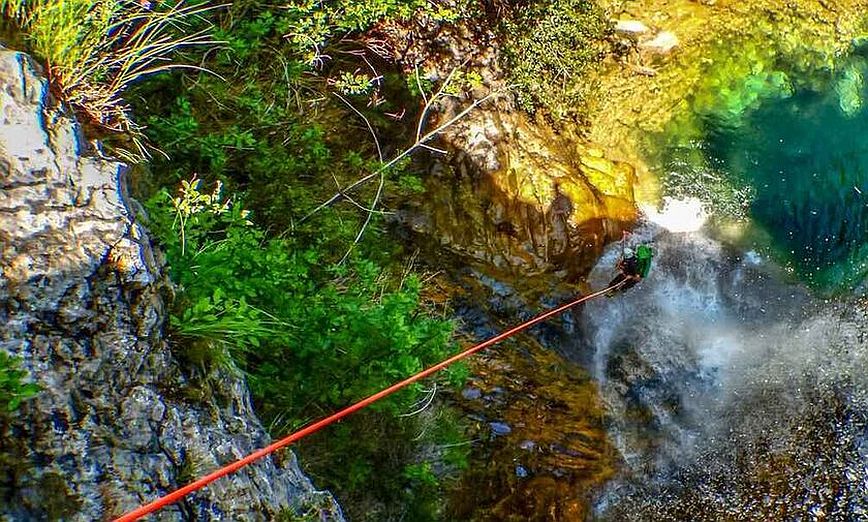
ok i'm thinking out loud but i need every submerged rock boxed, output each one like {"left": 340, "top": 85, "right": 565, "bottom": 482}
{"left": 445, "top": 269, "right": 616, "bottom": 521}
{"left": 489, "top": 421, "right": 512, "bottom": 436}
{"left": 0, "top": 49, "right": 343, "bottom": 520}
{"left": 836, "top": 63, "right": 865, "bottom": 117}
{"left": 461, "top": 387, "right": 482, "bottom": 400}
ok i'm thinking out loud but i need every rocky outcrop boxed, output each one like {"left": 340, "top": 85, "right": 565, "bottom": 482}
{"left": 399, "top": 108, "right": 637, "bottom": 281}
{"left": 375, "top": 5, "right": 638, "bottom": 280}
{"left": 0, "top": 48, "right": 342, "bottom": 520}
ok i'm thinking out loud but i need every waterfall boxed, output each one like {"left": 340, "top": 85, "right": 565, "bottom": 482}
{"left": 578, "top": 201, "right": 868, "bottom": 519}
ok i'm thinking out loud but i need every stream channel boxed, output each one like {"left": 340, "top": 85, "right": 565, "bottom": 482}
{"left": 429, "top": 38, "right": 868, "bottom": 521}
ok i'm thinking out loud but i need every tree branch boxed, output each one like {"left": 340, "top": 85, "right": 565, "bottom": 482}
{"left": 296, "top": 87, "right": 505, "bottom": 229}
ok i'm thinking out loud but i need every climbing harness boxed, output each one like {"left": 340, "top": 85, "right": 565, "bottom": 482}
{"left": 114, "top": 279, "right": 627, "bottom": 522}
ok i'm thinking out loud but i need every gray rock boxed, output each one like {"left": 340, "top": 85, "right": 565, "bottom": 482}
{"left": 640, "top": 31, "right": 680, "bottom": 54}
{"left": 461, "top": 387, "right": 482, "bottom": 400}
{"left": 614, "top": 20, "right": 650, "bottom": 35}
{"left": 489, "top": 422, "right": 512, "bottom": 436}
{"left": 0, "top": 49, "right": 344, "bottom": 521}
{"left": 519, "top": 440, "right": 536, "bottom": 451}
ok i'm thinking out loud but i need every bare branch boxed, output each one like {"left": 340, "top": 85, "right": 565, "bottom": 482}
{"left": 414, "top": 65, "right": 429, "bottom": 106}
{"left": 296, "top": 87, "right": 505, "bottom": 227}
{"left": 342, "top": 193, "right": 392, "bottom": 215}
{"left": 400, "top": 383, "right": 438, "bottom": 418}
{"left": 420, "top": 143, "right": 448, "bottom": 155}
{"left": 332, "top": 92, "right": 383, "bottom": 162}
{"left": 416, "top": 59, "right": 470, "bottom": 142}
{"left": 339, "top": 171, "right": 385, "bottom": 264}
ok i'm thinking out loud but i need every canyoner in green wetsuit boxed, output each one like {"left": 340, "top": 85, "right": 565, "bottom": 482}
{"left": 608, "top": 244, "right": 654, "bottom": 293}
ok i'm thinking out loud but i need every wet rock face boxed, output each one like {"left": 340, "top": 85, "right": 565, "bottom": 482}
{"left": 375, "top": 2, "right": 637, "bottom": 281}
{"left": 400, "top": 109, "right": 637, "bottom": 281}
{"left": 444, "top": 269, "right": 616, "bottom": 521}
{"left": 0, "top": 49, "right": 342, "bottom": 520}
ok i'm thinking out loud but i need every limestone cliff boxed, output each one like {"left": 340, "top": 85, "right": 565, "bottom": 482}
{"left": 0, "top": 48, "right": 343, "bottom": 521}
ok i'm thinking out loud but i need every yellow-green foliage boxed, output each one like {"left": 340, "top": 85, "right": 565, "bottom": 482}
{"left": 0, "top": 0, "right": 23, "bottom": 19}
{"left": 501, "top": 0, "right": 611, "bottom": 122}
{"left": 3, "top": 0, "right": 113, "bottom": 67}
{"left": 285, "top": 0, "right": 464, "bottom": 66}
{"left": 0, "top": 352, "right": 38, "bottom": 413}
{"left": 1, "top": 0, "right": 216, "bottom": 136}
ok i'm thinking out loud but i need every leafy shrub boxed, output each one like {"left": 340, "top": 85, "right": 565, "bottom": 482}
{"left": 146, "top": 177, "right": 465, "bottom": 519}
{"left": 146, "top": 177, "right": 461, "bottom": 413}
{"left": 131, "top": 1, "right": 477, "bottom": 517}
{"left": 332, "top": 71, "right": 376, "bottom": 96}
{"left": 0, "top": 353, "right": 38, "bottom": 413}
{"left": 300, "top": 406, "right": 470, "bottom": 521}
{"left": 284, "top": 0, "right": 463, "bottom": 66}
{"left": 500, "top": 0, "right": 611, "bottom": 121}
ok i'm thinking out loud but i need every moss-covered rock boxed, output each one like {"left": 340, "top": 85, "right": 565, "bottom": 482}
{"left": 0, "top": 48, "right": 343, "bottom": 521}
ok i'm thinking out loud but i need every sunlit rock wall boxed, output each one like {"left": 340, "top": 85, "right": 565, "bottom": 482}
{"left": 401, "top": 107, "right": 637, "bottom": 280}
{"left": 379, "top": 8, "right": 638, "bottom": 280}
{"left": 0, "top": 48, "right": 342, "bottom": 521}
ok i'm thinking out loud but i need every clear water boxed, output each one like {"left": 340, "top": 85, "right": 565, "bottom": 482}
{"left": 584, "top": 47, "right": 868, "bottom": 519}
{"left": 667, "top": 52, "right": 868, "bottom": 292}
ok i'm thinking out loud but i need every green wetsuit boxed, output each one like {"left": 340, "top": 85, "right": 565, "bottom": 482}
{"left": 636, "top": 245, "right": 653, "bottom": 278}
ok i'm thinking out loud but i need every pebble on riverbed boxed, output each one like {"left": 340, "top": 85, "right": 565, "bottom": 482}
{"left": 489, "top": 421, "right": 512, "bottom": 436}
{"left": 462, "top": 387, "right": 482, "bottom": 400}
{"left": 519, "top": 440, "right": 537, "bottom": 451}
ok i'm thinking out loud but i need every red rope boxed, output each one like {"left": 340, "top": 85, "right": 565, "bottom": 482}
{"left": 114, "top": 280, "right": 624, "bottom": 521}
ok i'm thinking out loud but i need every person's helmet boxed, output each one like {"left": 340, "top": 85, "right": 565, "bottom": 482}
{"left": 637, "top": 245, "right": 653, "bottom": 259}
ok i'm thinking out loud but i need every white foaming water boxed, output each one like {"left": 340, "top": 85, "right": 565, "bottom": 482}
{"left": 639, "top": 197, "right": 708, "bottom": 233}
{"left": 579, "top": 221, "right": 868, "bottom": 519}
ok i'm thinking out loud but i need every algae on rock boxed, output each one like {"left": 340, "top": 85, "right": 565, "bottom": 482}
{"left": 587, "top": 0, "right": 868, "bottom": 200}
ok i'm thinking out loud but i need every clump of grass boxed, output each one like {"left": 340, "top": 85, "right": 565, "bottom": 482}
{"left": 1, "top": 0, "right": 219, "bottom": 147}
